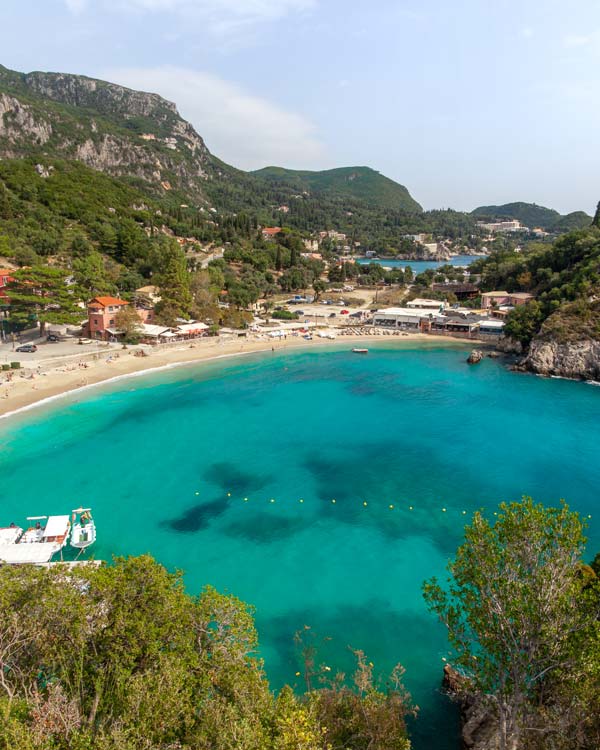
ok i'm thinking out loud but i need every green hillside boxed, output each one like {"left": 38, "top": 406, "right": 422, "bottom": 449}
{"left": 551, "top": 211, "right": 592, "bottom": 232}
{"left": 472, "top": 202, "right": 560, "bottom": 229}
{"left": 252, "top": 165, "right": 422, "bottom": 212}
{"left": 471, "top": 201, "right": 592, "bottom": 232}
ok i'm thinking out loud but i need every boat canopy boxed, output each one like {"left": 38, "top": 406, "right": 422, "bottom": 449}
{"left": 43, "top": 516, "right": 70, "bottom": 540}
{"left": 0, "top": 542, "right": 61, "bottom": 564}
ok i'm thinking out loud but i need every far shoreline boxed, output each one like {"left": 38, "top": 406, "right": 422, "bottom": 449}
{"left": 0, "top": 333, "right": 477, "bottom": 422}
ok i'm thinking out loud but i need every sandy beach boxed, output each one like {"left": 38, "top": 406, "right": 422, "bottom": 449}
{"left": 0, "top": 331, "right": 474, "bottom": 420}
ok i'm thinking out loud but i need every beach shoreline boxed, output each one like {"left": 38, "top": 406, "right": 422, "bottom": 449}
{"left": 0, "top": 332, "right": 478, "bottom": 420}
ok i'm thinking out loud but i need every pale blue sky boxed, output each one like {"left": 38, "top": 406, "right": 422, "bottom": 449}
{"left": 2, "top": 0, "right": 599, "bottom": 213}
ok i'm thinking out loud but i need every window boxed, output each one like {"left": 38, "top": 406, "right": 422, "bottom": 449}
{"left": 109, "top": 319, "right": 115, "bottom": 325}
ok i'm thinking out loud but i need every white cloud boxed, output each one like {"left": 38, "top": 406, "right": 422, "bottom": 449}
{"left": 563, "top": 30, "right": 600, "bottom": 48}
{"left": 65, "top": 0, "right": 315, "bottom": 36}
{"left": 64, "top": 0, "right": 88, "bottom": 11}
{"left": 100, "top": 65, "right": 327, "bottom": 170}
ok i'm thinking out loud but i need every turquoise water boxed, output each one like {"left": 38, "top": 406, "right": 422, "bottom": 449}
{"left": 357, "top": 254, "right": 481, "bottom": 272}
{"left": 1, "top": 344, "right": 599, "bottom": 749}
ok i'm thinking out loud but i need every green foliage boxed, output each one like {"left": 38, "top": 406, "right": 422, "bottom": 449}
{"left": 153, "top": 241, "right": 192, "bottom": 324}
{"left": 5, "top": 266, "right": 83, "bottom": 334}
{"left": 423, "top": 498, "right": 599, "bottom": 750}
{"left": 252, "top": 166, "right": 422, "bottom": 212}
{"left": 504, "top": 300, "right": 544, "bottom": 346}
{"left": 114, "top": 305, "right": 142, "bottom": 343}
{"left": 475, "top": 227, "right": 600, "bottom": 345}
{"left": 0, "top": 555, "right": 413, "bottom": 750}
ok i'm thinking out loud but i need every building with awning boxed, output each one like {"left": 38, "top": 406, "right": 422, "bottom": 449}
{"left": 177, "top": 322, "right": 209, "bottom": 337}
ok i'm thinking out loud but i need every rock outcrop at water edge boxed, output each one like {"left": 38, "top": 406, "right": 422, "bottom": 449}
{"left": 523, "top": 338, "right": 600, "bottom": 380}
{"left": 442, "top": 665, "right": 500, "bottom": 750}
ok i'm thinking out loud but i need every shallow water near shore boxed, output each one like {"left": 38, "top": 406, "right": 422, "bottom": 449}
{"left": 1, "top": 344, "right": 599, "bottom": 750}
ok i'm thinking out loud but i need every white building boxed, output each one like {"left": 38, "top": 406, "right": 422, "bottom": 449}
{"left": 372, "top": 307, "right": 430, "bottom": 329}
{"left": 477, "top": 220, "right": 525, "bottom": 233}
{"left": 406, "top": 298, "right": 445, "bottom": 311}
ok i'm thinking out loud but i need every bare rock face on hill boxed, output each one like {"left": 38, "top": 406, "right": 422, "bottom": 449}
{"left": 0, "top": 66, "right": 215, "bottom": 200}
{"left": 524, "top": 339, "right": 600, "bottom": 380}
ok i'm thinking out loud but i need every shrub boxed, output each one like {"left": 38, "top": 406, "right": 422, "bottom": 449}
{"left": 10, "top": 362, "right": 20, "bottom": 369}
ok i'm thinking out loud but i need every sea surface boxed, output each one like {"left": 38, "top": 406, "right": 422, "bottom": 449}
{"left": 1, "top": 344, "right": 599, "bottom": 749}
{"left": 357, "top": 254, "right": 481, "bottom": 272}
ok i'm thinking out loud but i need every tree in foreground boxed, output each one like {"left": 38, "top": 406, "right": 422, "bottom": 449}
{"left": 114, "top": 305, "right": 142, "bottom": 343}
{"left": 0, "top": 555, "right": 415, "bottom": 750}
{"left": 423, "top": 497, "right": 600, "bottom": 750}
{"left": 5, "top": 266, "right": 83, "bottom": 336}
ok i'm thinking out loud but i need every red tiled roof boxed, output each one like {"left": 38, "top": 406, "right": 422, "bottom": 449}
{"left": 88, "top": 296, "right": 129, "bottom": 308}
{"left": 262, "top": 227, "right": 282, "bottom": 235}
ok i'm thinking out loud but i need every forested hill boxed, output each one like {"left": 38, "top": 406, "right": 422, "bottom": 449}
{"left": 252, "top": 166, "right": 422, "bottom": 212}
{"left": 472, "top": 201, "right": 592, "bottom": 231}
{"left": 0, "top": 64, "right": 424, "bottom": 238}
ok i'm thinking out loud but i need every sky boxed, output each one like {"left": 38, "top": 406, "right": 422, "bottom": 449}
{"left": 1, "top": 0, "right": 599, "bottom": 213}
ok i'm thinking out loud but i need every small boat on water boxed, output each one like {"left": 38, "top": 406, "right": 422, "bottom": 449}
{"left": 70, "top": 508, "right": 96, "bottom": 550}
{"left": 352, "top": 348, "right": 369, "bottom": 354}
{"left": 0, "top": 515, "right": 71, "bottom": 564}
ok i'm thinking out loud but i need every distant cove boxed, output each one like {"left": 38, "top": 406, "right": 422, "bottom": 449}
{"left": 356, "top": 254, "right": 482, "bottom": 272}
{"left": 0, "top": 344, "right": 598, "bottom": 750}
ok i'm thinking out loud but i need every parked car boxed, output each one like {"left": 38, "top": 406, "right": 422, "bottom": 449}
{"left": 341, "top": 309, "right": 350, "bottom": 314}
{"left": 16, "top": 344, "right": 37, "bottom": 353}
{"left": 328, "top": 312, "right": 336, "bottom": 318}
{"left": 46, "top": 333, "right": 60, "bottom": 342}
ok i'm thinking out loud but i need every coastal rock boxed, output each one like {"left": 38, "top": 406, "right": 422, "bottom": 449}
{"left": 495, "top": 336, "right": 522, "bottom": 355}
{"left": 442, "top": 665, "right": 500, "bottom": 750}
{"left": 467, "top": 350, "right": 483, "bottom": 364}
{"left": 524, "top": 338, "right": 600, "bottom": 380}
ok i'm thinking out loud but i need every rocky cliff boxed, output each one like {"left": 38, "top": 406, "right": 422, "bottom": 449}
{"left": 523, "top": 338, "right": 600, "bottom": 380}
{"left": 0, "top": 65, "right": 217, "bottom": 201}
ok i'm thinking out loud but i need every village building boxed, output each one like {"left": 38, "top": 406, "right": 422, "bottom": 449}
{"left": 476, "top": 220, "right": 525, "bottom": 233}
{"left": 431, "top": 282, "right": 480, "bottom": 300}
{"left": 86, "top": 296, "right": 130, "bottom": 340}
{"left": 406, "top": 298, "right": 446, "bottom": 311}
{"left": 481, "top": 291, "right": 534, "bottom": 309}
{"left": 262, "top": 227, "right": 282, "bottom": 240}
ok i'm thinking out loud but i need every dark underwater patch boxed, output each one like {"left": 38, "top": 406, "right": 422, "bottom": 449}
{"left": 163, "top": 496, "right": 231, "bottom": 532}
{"left": 204, "top": 461, "right": 272, "bottom": 495}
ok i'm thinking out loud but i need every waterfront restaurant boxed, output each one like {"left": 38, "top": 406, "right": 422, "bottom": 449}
{"left": 372, "top": 307, "right": 430, "bottom": 329}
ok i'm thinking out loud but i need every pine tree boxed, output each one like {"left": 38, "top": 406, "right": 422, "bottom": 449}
{"left": 6, "top": 266, "right": 83, "bottom": 336}
{"left": 593, "top": 201, "right": 600, "bottom": 228}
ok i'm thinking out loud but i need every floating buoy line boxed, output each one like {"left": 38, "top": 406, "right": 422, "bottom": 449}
{"left": 190, "top": 491, "right": 592, "bottom": 521}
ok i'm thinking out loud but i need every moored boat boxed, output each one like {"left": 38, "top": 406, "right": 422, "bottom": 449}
{"left": 70, "top": 508, "right": 96, "bottom": 550}
{"left": 0, "top": 515, "right": 71, "bottom": 565}
{"left": 352, "top": 348, "right": 369, "bottom": 354}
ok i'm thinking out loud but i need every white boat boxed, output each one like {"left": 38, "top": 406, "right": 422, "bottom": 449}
{"left": 0, "top": 515, "right": 71, "bottom": 565}
{"left": 352, "top": 348, "right": 369, "bottom": 354}
{"left": 70, "top": 508, "right": 96, "bottom": 550}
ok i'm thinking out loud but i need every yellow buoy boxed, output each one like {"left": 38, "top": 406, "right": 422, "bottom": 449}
{"left": 332, "top": 499, "right": 336, "bottom": 504}
{"left": 442, "top": 507, "right": 447, "bottom": 512}
{"left": 244, "top": 497, "right": 248, "bottom": 502}
{"left": 389, "top": 504, "right": 394, "bottom": 510}
{"left": 299, "top": 498, "right": 304, "bottom": 503}
{"left": 195, "top": 491, "right": 200, "bottom": 496}
{"left": 295, "top": 671, "right": 301, "bottom": 677}
{"left": 363, "top": 501, "right": 368, "bottom": 507}
{"left": 462, "top": 510, "right": 467, "bottom": 514}
{"left": 270, "top": 498, "right": 275, "bottom": 503}
{"left": 409, "top": 505, "right": 413, "bottom": 510}
{"left": 227, "top": 492, "right": 231, "bottom": 497}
